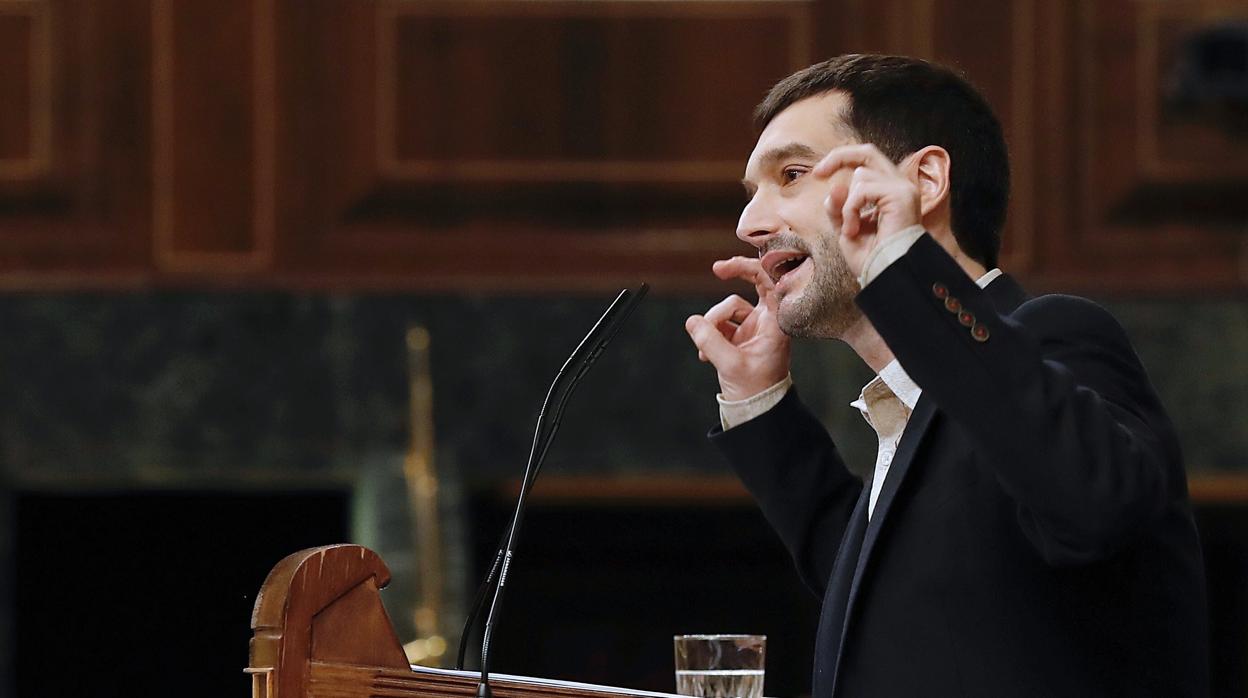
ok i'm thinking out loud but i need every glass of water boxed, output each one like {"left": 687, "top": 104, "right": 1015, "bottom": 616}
{"left": 673, "top": 634, "right": 766, "bottom": 698}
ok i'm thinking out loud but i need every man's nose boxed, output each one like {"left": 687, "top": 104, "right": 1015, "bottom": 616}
{"left": 736, "top": 195, "right": 781, "bottom": 248}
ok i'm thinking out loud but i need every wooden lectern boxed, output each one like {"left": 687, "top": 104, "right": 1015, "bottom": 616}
{"left": 248, "top": 544, "right": 676, "bottom": 698}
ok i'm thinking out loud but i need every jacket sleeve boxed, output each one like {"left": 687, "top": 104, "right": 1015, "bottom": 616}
{"left": 857, "top": 233, "right": 1185, "bottom": 566}
{"left": 710, "top": 388, "right": 863, "bottom": 594}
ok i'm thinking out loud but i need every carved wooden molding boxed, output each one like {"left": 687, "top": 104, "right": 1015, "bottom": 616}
{"left": 151, "top": 0, "right": 276, "bottom": 274}
{"left": 250, "top": 545, "right": 408, "bottom": 698}
{"left": 251, "top": 544, "right": 689, "bottom": 698}
{"left": 0, "top": 0, "right": 52, "bottom": 180}
{"left": 1136, "top": 1, "right": 1248, "bottom": 180}
{"left": 1074, "top": 0, "right": 1245, "bottom": 276}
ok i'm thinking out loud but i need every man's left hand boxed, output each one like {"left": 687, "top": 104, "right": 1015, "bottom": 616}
{"left": 812, "top": 144, "right": 922, "bottom": 278}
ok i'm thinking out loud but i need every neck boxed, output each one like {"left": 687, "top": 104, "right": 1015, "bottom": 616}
{"left": 926, "top": 223, "right": 989, "bottom": 280}
{"left": 955, "top": 253, "right": 988, "bottom": 282}
{"left": 841, "top": 315, "right": 894, "bottom": 374}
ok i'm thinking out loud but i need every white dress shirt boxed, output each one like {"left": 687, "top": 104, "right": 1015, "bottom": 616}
{"left": 850, "top": 360, "right": 921, "bottom": 517}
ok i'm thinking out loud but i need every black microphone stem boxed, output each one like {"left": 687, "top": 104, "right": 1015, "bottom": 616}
{"left": 456, "top": 289, "right": 636, "bottom": 670}
{"left": 471, "top": 286, "right": 645, "bottom": 692}
{"left": 476, "top": 349, "right": 574, "bottom": 697}
{"left": 459, "top": 284, "right": 650, "bottom": 671}
{"left": 455, "top": 366, "right": 593, "bottom": 669}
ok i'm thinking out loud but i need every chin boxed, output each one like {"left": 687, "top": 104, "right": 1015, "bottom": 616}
{"left": 778, "top": 292, "right": 859, "bottom": 340}
{"left": 776, "top": 299, "right": 821, "bottom": 339}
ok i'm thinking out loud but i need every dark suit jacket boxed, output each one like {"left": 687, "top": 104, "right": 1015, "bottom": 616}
{"left": 711, "top": 234, "right": 1208, "bottom": 697}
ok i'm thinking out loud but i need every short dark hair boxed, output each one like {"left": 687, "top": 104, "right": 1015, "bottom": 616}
{"left": 755, "top": 54, "right": 1009, "bottom": 269}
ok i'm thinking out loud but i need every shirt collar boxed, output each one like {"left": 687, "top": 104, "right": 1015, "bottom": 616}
{"left": 877, "top": 360, "right": 921, "bottom": 409}
{"left": 849, "top": 359, "right": 921, "bottom": 416}
{"left": 977, "top": 268, "right": 1004, "bottom": 287}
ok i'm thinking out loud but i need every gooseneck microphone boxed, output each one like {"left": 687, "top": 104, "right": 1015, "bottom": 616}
{"left": 455, "top": 283, "right": 648, "bottom": 670}
{"left": 457, "top": 284, "right": 649, "bottom": 698}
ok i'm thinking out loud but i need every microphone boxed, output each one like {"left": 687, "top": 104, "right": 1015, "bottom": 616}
{"left": 455, "top": 284, "right": 648, "bottom": 694}
{"left": 455, "top": 284, "right": 645, "bottom": 669}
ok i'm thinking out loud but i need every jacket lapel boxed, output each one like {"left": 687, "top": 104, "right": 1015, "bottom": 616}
{"left": 812, "top": 482, "right": 872, "bottom": 698}
{"left": 828, "top": 397, "right": 938, "bottom": 695}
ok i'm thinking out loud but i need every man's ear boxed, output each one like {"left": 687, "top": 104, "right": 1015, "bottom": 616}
{"left": 912, "top": 146, "right": 951, "bottom": 217}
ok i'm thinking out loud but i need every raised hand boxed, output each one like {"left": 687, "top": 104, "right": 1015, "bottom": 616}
{"left": 685, "top": 256, "right": 791, "bottom": 401}
{"left": 812, "top": 144, "right": 922, "bottom": 278}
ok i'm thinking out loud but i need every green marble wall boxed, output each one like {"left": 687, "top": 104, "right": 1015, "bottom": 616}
{"left": 0, "top": 292, "right": 1242, "bottom": 483}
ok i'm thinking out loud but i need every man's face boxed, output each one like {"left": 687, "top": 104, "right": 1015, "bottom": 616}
{"left": 738, "top": 92, "right": 862, "bottom": 339}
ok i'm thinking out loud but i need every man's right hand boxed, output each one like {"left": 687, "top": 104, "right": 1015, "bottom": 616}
{"left": 684, "top": 256, "right": 791, "bottom": 401}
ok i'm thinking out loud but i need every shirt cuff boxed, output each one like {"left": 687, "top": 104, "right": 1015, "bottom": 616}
{"left": 858, "top": 224, "right": 926, "bottom": 288}
{"left": 717, "top": 375, "right": 793, "bottom": 431}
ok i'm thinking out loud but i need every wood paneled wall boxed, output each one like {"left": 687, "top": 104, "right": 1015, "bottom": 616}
{"left": 0, "top": 0, "right": 1244, "bottom": 292}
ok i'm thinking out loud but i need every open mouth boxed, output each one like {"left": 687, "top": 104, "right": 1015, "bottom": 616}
{"left": 761, "top": 250, "right": 810, "bottom": 284}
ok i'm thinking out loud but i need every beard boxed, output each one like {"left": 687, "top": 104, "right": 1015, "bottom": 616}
{"left": 770, "top": 230, "right": 862, "bottom": 339}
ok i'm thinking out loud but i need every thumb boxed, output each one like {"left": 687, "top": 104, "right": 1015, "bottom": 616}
{"left": 685, "top": 315, "right": 741, "bottom": 369}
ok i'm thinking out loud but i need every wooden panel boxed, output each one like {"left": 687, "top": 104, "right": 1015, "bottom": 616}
{"left": 1053, "top": 0, "right": 1246, "bottom": 290}
{"left": 930, "top": 0, "right": 1037, "bottom": 275}
{"left": 0, "top": 0, "right": 150, "bottom": 284}
{"left": 152, "top": 0, "right": 275, "bottom": 273}
{"left": 0, "top": 1, "right": 51, "bottom": 176}
{"left": 511, "top": 473, "right": 1248, "bottom": 505}
{"left": 0, "top": 0, "right": 1243, "bottom": 291}
{"left": 277, "top": 0, "right": 813, "bottom": 291}
{"left": 378, "top": 1, "right": 810, "bottom": 183}
{"left": 1139, "top": 4, "right": 1248, "bottom": 179}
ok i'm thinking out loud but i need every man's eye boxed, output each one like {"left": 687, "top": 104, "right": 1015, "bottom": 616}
{"left": 782, "top": 168, "right": 805, "bottom": 183}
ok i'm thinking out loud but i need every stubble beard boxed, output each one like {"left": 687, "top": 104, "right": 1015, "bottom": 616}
{"left": 774, "top": 230, "right": 862, "bottom": 340}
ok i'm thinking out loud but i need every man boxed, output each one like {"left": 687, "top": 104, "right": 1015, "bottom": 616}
{"left": 684, "top": 54, "right": 1208, "bottom": 696}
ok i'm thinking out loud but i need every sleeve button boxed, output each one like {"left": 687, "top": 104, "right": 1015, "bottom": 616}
{"left": 971, "top": 324, "right": 990, "bottom": 342}
{"left": 958, "top": 310, "right": 975, "bottom": 327}
{"left": 932, "top": 283, "right": 949, "bottom": 299}
{"left": 944, "top": 296, "right": 962, "bottom": 312}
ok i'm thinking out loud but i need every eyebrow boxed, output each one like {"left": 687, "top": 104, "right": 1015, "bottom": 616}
{"left": 741, "top": 142, "right": 821, "bottom": 194}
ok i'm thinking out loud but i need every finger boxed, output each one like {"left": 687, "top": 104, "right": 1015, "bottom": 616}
{"left": 716, "top": 321, "right": 740, "bottom": 343}
{"left": 824, "top": 178, "right": 851, "bottom": 225}
{"left": 842, "top": 180, "right": 881, "bottom": 240}
{"left": 706, "top": 296, "right": 752, "bottom": 343}
{"left": 813, "top": 143, "right": 895, "bottom": 178}
{"left": 841, "top": 195, "right": 860, "bottom": 239}
{"left": 713, "top": 257, "right": 775, "bottom": 300}
{"left": 851, "top": 165, "right": 881, "bottom": 185}
{"left": 684, "top": 314, "right": 742, "bottom": 370}
{"left": 703, "top": 294, "right": 755, "bottom": 331}
{"left": 712, "top": 257, "right": 768, "bottom": 285}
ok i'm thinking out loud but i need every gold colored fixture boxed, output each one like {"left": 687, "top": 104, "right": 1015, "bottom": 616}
{"left": 401, "top": 327, "right": 448, "bottom": 666}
